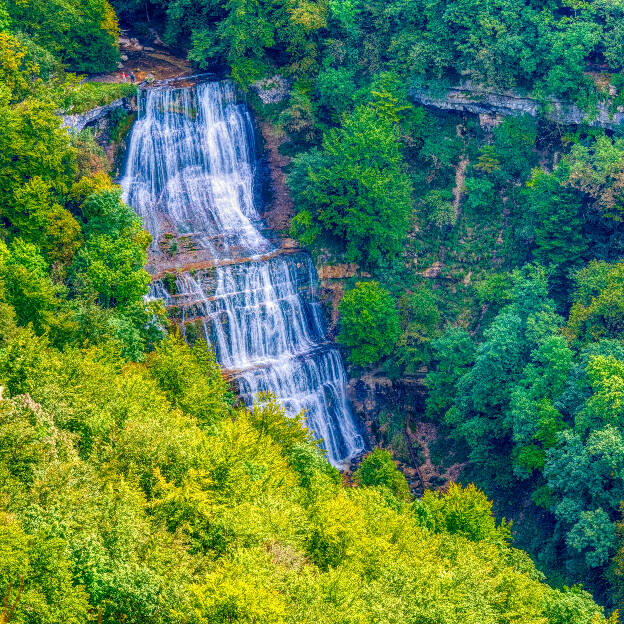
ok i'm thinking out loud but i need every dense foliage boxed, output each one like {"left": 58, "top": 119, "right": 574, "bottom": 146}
{"left": 2, "top": 326, "right": 617, "bottom": 623}
{"left": 140, "top": 0, "right": 624, "bottom": 610}
{"left": 422, "top": 260, "right": 624, "bottom": 598}
{"left": 337, "top": 281, "right": 400, "bottom": 367}
{"left": 3, "top": 0, "right": 120, "bottom": 73}
{"left": 156, "top": 0, "right": 624, "bottom": 604}
{"left": 289, "top": 105, "right": 413, "bottom": 267}
{"left": 114, "top": 0, "right": 624, "bottom": 104}
{"left": 0, "top": 27, "right": 159, "bottom": 362}
{"left": 7, "top": 0, "right": 624, "bottom": 618}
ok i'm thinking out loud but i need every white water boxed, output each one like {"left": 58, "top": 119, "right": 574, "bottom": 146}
{"left": 121, "top": 81, "right": 365, "bottom": 466}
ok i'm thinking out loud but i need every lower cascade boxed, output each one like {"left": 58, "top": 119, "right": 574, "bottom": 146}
{"left": 121, "top": 80, "right": 366, "bottom": 466}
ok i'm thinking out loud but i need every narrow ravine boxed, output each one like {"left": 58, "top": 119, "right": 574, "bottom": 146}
{"left": 121, "top": 80, "right": 366, "bottom": 466}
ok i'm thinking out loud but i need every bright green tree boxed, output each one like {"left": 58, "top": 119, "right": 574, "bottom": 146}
{"left": 417, "top": 483, "right": 511, "bottom": 544}
{"left": 337, "top": 281, "right": 400, "bottom": 367}
{"left": 565, "top": 261, "right": 624, "bottom": 343}
{"left": 353, "top": 448, "right": 411, "bottom": 500}
{"left": 71, "top": 233, "right": 151, "bottom": 308}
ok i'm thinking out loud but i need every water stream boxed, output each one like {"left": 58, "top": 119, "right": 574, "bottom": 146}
{"left": 121, "top": 81, "right": 365, "bottom": 466}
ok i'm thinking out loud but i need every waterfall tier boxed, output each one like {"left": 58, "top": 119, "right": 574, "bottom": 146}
{"left": 121, "top": 81, "right": 365, "bottom": 466}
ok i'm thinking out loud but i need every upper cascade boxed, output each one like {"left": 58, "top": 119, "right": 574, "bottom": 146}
{"left": 121, "top": 80, "right": 366, "bottom": 466}
{"left": 122, "top": 82, "right": 269, "bottom": 259}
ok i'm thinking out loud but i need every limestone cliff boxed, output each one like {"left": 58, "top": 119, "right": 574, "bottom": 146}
{"left": 61, "top": 97, "right": 135, "bottom": 133}
{"left": 410, "top": 82, "right": 624, "bottom": 128}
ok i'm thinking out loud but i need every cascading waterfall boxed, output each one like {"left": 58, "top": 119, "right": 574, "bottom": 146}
{"left": 121, "top": 81, "right": 365, "bottom": 466}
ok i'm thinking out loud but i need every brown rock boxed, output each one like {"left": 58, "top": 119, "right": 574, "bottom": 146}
{"left": 317, "top": 263, "right": 359, "bottom": 280}
{"left": 422, "top": 261, "right": 442, "bottom": 278}
{"left": 280, "top": 238, "right": 299, "bottom": 250}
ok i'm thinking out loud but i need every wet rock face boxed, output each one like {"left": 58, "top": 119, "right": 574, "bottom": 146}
{"left": 347, "top": 374, "right": 426, "bottom": 423}
{"left": 251, "top": 76, "right": 290, "bottom": 104}
{"left": 410, "top": 83, "right": 624, "bottom": 128}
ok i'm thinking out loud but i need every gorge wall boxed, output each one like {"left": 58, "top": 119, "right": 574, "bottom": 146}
{"left": 62, "top": 96, "right": 135, "bottom": 132}
{"left": 409, "top": 82, "right": 624, "bottom": 128}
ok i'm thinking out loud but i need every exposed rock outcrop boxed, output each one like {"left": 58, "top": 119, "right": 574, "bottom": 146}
{"left": 62, "top": 97, "right": 135, "bottom": 132}
{"left": 251, "top": 75, "right": 290, "bottom": 104}
{"left": 317, "top": 264, "right": 360, "bottom": 280}
{"left": 260, "top": 121, "right": 294, "bottom": 231}
{"left": 410, "top": 83, "right": 624, "bottom": 128}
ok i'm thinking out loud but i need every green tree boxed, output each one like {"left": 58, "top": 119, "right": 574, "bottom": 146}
{"left": 425, "top": 327, "right": 475, "bottom": 419}
{"left": 522, "top": 166, "right": 586, "bottom": 297}
{"left": 608, "top": 506, "right": 624, "bottom": 612}
{"left": 147, "top": 333, "right": 233, "bottom": 428}
{"left": 71, "top": 233, "right": 151, "bottom": 308}
{"left": 315, "top": 66, "right": 357, "bottom": 123}
{"left": 385, "top": 286, "right": 441, "bottom": 376}
{"left": 0, "top": 86, "right": 76, "bottom": 213}
{"left": 576, "top": 355, "right": 624, "bottom": 433}
{"left": 0, "top": 31, "right": 39, "bottom": 102}
{"left": 337, "top": 281, "right": 400, "bottom": 367}
{"left": 5, "top": 0, "right": 120, "bottom": 73}
{"left": 2, "top": 239, "right": 62, "bottom": 333}
{"left": 417, "top": 483, "right": 511, "bottom": 544}
{"left": 449, "top": 266, "right": 562, "bottom": 484}
{"left": 80, "top": 188, "right": 143, "bottom": 240}
{"left": 565, "top": 261, "right": 624, "bottom": 343}
{"left": 544, "top": 425, "right": 624, "bottom": 577}
{"left": 509, "top": 335, "right": 573, "bottom": 476}
{"left": 279, "top": 87, "right": 319, "bottom": 146}
{"left": 353, "top": 448, "right": 411, "bottom": 500}
{"left": 10, "top": 177, "right": 82, "bottom": 266}
{"left": 188, "top": 0, "right": 275, "bottom": 85}
{"left": 289, "top": 105, "right": 413, "bottom": 266}
{"left": 566, "top": 134, "right": 624, "bottom": 222}
{"left": 0, "top": 522, "right": 90, "bottom": 624}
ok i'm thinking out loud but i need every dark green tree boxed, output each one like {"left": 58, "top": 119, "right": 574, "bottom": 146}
{"left": 425, "top": 327, "right": 475, "bottom": 420}
{"left": 289, "top": 105, "right": 413, "bottom": 267}
{"left": 522, "top": 166, "right": 586, "bottom": 297}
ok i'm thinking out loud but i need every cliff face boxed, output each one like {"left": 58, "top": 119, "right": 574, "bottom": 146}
{"left": 409, "top": 83, "right": 624, "bottom": 128}
{"left": 62, "top": 97, "right": 135, "bottom": 132}
{"left": 62, "top": 97, "right": 137, "bottom": 178}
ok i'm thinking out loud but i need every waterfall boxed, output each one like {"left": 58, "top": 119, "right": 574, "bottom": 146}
{"left": 121, "top": 81, "right": 366, "bottom": 467}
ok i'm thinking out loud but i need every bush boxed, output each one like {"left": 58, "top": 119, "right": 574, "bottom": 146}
{"left": 61, "top": 82, "right": 137, "bottom": 114}
{"left": 353, "top": 448, "right": 411, "bottom": 500}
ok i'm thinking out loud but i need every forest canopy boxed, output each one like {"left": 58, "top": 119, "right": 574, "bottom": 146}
{"left": 3, "top": 0, "right": 624, "bottom": 620}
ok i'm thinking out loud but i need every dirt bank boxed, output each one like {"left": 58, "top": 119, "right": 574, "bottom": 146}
{"left": 90, "top": 28, "right": 192, "bottom": 85}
